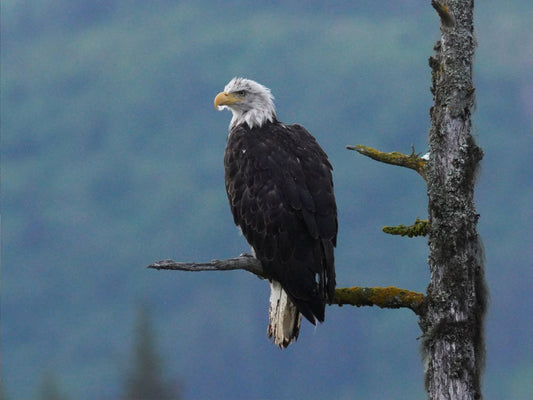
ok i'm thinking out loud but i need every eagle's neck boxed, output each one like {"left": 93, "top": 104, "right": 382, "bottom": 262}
{"left": 229, "top": 106, "right": 276, "bottom": 130}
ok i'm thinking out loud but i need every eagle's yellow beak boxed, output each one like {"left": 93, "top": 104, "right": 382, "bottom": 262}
{"left": 214, "top": 92, "right": 240, "bottom": 110}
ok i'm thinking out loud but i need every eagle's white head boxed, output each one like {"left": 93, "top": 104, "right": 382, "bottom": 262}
{"left": 214, "top": 77, "right": 276, "bottom": 129}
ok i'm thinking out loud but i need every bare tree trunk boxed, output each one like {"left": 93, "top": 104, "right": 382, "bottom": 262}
{"left": 421, "top": 1, "right": 487, "bottom": 399}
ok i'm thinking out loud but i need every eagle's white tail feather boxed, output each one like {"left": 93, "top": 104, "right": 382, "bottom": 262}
{"left": 267, "top": 281, "right": 302, "bottom": 348}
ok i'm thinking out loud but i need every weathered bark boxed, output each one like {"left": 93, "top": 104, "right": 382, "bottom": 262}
{"left": 420, "top": 1, "right": 487, "bottom": 399}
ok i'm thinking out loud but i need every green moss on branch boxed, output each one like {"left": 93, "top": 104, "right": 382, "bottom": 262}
{"left": 383, "top": 218, "right": 429, "bottom": 237}
{"left": 347, "top": 144, "right": 427, "bottom": 181}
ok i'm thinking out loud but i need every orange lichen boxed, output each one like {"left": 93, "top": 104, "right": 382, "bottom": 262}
{"left": 333, "top": 286, "right": 425, "bottom": 315}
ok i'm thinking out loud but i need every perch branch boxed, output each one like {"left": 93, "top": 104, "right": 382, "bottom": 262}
{"left": 148, "top": 255, "right": 424, "bottom": 315}
{"left": 149, "top": 253, "right": 267, "bottom": 278}
{"left": 347, "top": 144, "right": 427, "bottom": 181}
{"left": 382, "top": 218, "right": 429, "bottom": 237}
{"left": 334, "top": 286, "right": 424, "bottom": 315}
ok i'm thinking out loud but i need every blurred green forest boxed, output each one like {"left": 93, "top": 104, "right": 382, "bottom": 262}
{"left": 2, "top": 1, "right": 532, "bottom": 399}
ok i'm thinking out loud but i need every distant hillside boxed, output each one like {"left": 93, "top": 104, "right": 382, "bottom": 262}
{"left": 2, "top": 1, "right": 532, "bottom": 399}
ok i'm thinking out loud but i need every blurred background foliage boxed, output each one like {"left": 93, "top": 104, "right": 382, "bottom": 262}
{"left": 2, "top": 0, "right": 532, "bottom": 399}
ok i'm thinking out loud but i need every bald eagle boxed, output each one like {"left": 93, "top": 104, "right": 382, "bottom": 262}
{"left": 214, "top": 78, "right": 337, "bottom": 347}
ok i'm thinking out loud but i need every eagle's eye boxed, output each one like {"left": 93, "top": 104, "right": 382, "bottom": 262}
{"left": 235, "top": 90, "right": 246, "bottom": 96}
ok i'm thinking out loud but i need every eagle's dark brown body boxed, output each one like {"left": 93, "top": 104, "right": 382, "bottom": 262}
{"left": 224, "top": 118, "right": 337, "bottom": 324}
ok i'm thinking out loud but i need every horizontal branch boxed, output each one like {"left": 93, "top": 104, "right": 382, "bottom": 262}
{"left": 347, "top": 144, "right": 427, "bottom": 181}
{"left": 382, "top": 218, "right": 429, "bottom": 237}
{"left": 148, "top": 253, "right": 267, "bottom": 278}
{"left": 148, "top": 255, "right": 424, "bottom": 315}
{"left": 334, "top": 286, "right": 424, "bottom": 315}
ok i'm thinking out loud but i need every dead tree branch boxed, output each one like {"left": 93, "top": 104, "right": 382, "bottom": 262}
{"left": 382, "top": 218, "right": 429, "bottom": 237}
{"left": 334, "top": 286, "right": 424, "bottom": 315}
{"left": 347, "top": 144, "right": 428, "bottom": 181}
{"left": 149, "top": 254, "right": 266, "bottom": 278}
{"left": 148, "top": 256, "right": 424, "bottom": 314}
